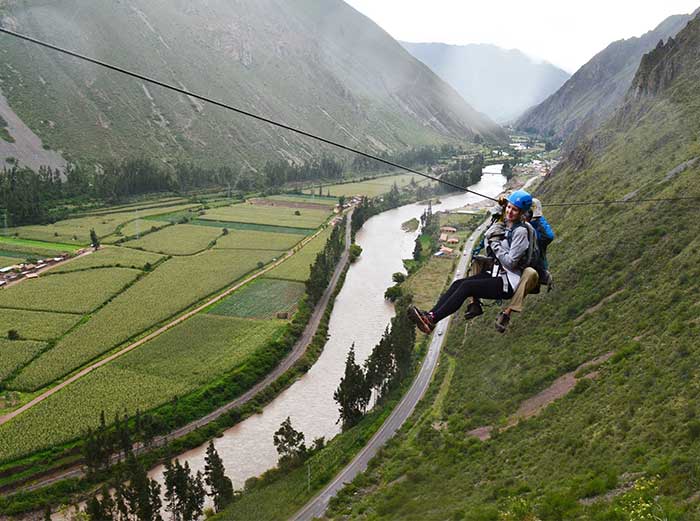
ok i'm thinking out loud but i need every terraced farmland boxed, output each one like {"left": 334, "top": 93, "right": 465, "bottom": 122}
{"left": 50, "top": 247, "right": 164, "bottom": 274}
{"left": 102, "top": 219, "right": 170, "bottom": 244}
{"left": 0, "top": 268, "right": 140, "bottom": 314}
{"left": 0, "top": 339, "right": 46, "bottom": 382}
{"left": 0, "top": 309, "right": 82, "bottom": 341}
{"left": 200, "top": 203, "right": 331, "bottom": 229}
{"left": 0, "top": 315, "right": 282, "bottom": 462}
{"left": 318, "top": 173, "right": 427, "bottom": 197}
{"left": 209, "top": 278, "right": 306, "bottom": 319}
{"left": 10, "top": 249, "right": 279, "bottom": 391}
{"left": 123, "top": 224, "right": 222, "bottom": 255}
{"left": 267, "top": 194, "right": 338, "bottom": 207}
{"left": 266, "top": 225, "right": 334, "bottom": 281}
{"left": 213, "top": 229, "right": 302, "bottom": 251}
{"left": 4, "top": 203, "right": 198, "bottom": 244}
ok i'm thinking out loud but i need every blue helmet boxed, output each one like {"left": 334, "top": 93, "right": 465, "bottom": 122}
{"left": 506, "top": 190, "right": 533, "bottom": 212}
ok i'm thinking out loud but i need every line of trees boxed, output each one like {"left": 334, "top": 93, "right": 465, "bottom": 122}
{"left": 305, "top": 217, "right": 346, "bottom": 305}
{"left": 334, "top": 296, "right": 416, "bottom": 429}
{"left": 263, "top": 155, "right": 343, "bottom": 186}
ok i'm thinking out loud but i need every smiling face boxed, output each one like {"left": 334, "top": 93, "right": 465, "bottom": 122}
{"left": 505, "top": 202, "right": 523, "bottom": 223}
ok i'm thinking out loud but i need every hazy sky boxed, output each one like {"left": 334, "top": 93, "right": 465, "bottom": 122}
{"left": 343, "top": 1, "right": 700, "bottom": 72}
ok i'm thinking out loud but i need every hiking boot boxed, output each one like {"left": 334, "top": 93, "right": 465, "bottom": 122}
{"left": 407, "top": 305, "right": 435, "bottom": 334}
{"left": 495, "top": 312, "right": 510, "bottom": 333}
{"left": 464, "top": 301, "right": 483, "bottom": 320}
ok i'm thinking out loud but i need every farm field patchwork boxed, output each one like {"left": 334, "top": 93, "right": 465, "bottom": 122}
{"left": 50, "top": 247, "right": 164, "bottom": 274}
{"left": 266, "top": 194, "right": 338, "bottom": 207}
{"left": 78, "top": 197, "right": 189, "bottom": 216}
{"left": 102, "top": 219, "right": 170, "bottom": 244}
{"left": 316, "top": 173, "right": 427, "bottom": 197}
{"left": 0, "top": 268, "right": 140, "bottom": 314}
{"left": 0, "top": 309, "right": 82, "bottom": 341}
{"left": 0, "top": 315, "right": 282, "bottom": 462}
{"left": 200, "top": 203, "right": 330, "bottom": 229}
{"left": 209, "top": 278, "right": 306, "bottom": 319}
{"left": 10, "top": 249, "right": 279, "bottom": 391}
{"left": 0, "top": 236, "right": 80, "bottom": 256}
{"left": 213, "top": 228, "right": 302, "bottom": 251}
{"left": 265, "top": 225, "right": 334, "bottom": 281}
{"left": 123, "top": 224, "right": 222, "bottom": 255}
{"left": 4, "top": 203, "right": 199, "bottom": 244}
{"left": 0, "top": 339, "right": 46, "bottom": 383}
{"left": 192, "top": 219, "right": 313, "bottom": 235}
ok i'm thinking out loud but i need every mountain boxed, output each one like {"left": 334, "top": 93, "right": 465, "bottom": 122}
{"left": 323, "top": 11, "right": 700, "bottom": 521}
{"left": 515, "top": 10, "right": 696, "bottom": 143}
{"left": 0, "top": 0, "right": 505, "bottom": 168}
{"left": 401, "top": 42, "right": 570, "bottom": 123}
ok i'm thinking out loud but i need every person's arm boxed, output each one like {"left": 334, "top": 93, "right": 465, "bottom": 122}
{"left": 492, "top": 227, "right": 528, "bottom": 271}
{"left": 537, "top": 216, "right": 555, "bottom": 241}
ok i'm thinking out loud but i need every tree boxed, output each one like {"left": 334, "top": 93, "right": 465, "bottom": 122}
{"left": 502, "top": 160, "right": 514, "bottom": 180}
{"left": 204, "top": 441, "right": 234, "bottom": 512}
{"left": 273, "top": 417, "right": 307, "bottom": 468}
{"left": 90, "top": 228, "right": 100, "bottom": 249}
{"left": 392, "top": 272, "right": 406, "bottom": 284}
{"left": 334, "top": 344, "right": 370, "bottom": 429}
{"left": 349, "top": 243, "right": 362, "bottom": 263}
{"left": 7, "top": 329, "right": 19, "bottom": 340}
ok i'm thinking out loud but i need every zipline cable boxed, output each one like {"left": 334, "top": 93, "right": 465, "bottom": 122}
{"left": 2, "top": 28, "right": 698, "bottom": 209}
{"left": 0, "top": 27, "right": 499, "bottom": 202}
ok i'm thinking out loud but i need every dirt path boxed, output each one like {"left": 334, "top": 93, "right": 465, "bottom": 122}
{"left": 468, "top": 352, "right": 614, "bottom": 441}
{"left": 2, "top": 248, "right": 95, "bottom": 289}
{"left": 0, "top": 223, "right": 330, "bottom": 427}
{"left": 8, "top": 211, "right": 352, "bottom": 494}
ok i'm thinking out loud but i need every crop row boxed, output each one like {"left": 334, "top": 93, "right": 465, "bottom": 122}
{"left": 0, "top": 339, "right": 46, "bottom": 383}
{"left": 0, "top": 315, "right": 282, "bottom": 463}
{"left": 0, "top": 268, "right": 140, "bottom": 314}
{"left": 200, "top": 202, "right": 331, "bottom": 229}
{"left": 50, "top": 246, "right": 164, "bottom": 274}
{"left": 265, "top": 225, "right": 334, "bottom": 282}
{"left": 0, "top": 308, "right": 82, "bottom": 341}
{"left": 123, "top": 223, "right": 222, "bottom": 255}
{"left": 10, "top": 249, "right": 279, "bottom": 391}
{"left": 213, "top": 228, "right": 302, "bottom": 252}
{"left": 209, "top": 278, "right": 306, "bottom": 319}
{"left": 5, "top": 203, "right": 198, "bottom": 244}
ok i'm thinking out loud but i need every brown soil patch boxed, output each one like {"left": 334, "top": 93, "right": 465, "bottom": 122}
{"left": 574, "top": 290, "right": 625, "bottom": 324}
{"left": 468, "top": 352, "right": 614, "bottom": 441}
{"left": 248, "top": 198, "right": 333, "bottom": 211}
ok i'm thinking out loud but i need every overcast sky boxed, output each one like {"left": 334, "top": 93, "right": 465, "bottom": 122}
{"left": 343, "top": 1, "right": 700, "bottom": 72}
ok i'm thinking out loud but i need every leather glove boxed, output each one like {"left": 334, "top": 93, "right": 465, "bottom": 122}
{"left": 484, "top": 222, "right": 506, "bottom": 241}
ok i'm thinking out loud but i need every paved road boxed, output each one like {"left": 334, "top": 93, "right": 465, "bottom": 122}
{"left": 12, "top": 212, "right": 353, "bottom": 494}
{"left": 290, "top": 218, "right": 490, "bottom": 521}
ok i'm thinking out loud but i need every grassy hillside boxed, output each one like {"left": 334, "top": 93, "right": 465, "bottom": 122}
{"left": 0, "top": 0, "right": 504, "bottom": 167}
{"left": 515, "top": 10, "right": 695, "bottom": 144}
{"left": 325, "top": 14, "right": 700, "bottom": 521}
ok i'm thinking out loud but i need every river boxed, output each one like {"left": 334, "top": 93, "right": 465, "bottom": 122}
{"left": 147, "top": 168, "right": 506, "bottom": 497}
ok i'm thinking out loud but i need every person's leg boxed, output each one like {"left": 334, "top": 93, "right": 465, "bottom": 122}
{"left": 465, "top": 256, "right": 492, "bottom": 317}
{"left": 432, "top": 273, "right": 509, "bottom": 322}
{"left": 431, "top": 278, "right": 466, "bottom": 313}
{"left": 505, "top": 268, "right": 539, "bottom": 314}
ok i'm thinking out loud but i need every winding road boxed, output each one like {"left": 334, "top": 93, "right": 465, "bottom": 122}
{"left": 290, "top": 217, "right": 490, "bottom": 521}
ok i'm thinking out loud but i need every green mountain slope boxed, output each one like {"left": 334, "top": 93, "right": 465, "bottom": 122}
{"left": 401, "top": 42, "right": 570, "bottom": 123}
{"left": 0, "top": 0, "right": 504, "bottom": 167}
{"left": 515, "top": 10, "right": 695, "bottom": 143}
{"left": 326, "top": 12, "right": 700, "bottom": 521}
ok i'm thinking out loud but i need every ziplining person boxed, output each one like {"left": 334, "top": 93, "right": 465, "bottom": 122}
{"left": 408, "top": 189, "right": 537, "bottom": 334}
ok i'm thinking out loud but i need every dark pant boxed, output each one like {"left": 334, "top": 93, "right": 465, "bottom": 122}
{"left": 430, "top": 273, "right": 513, "bottom": 322}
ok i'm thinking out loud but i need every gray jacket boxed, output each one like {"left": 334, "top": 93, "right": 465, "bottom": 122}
{"left": 491, "top": 225, "right": 528, "bottom": 291}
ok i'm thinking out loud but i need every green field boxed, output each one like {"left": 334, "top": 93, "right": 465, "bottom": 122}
{"left": 0, "top": 268, "right": 140, "bottom": 314}
{"left": 265, "top": 225, "right": 334, "bottom": 281}
{"left": 123, "top": 224, "right": 222, "bottom": 255}
{"left": 4, "top": 203, "right": 198, "bottom": 244}
{"left": 316, "top": 173, "right": 427, "bottom": 197}
{"left": 77, "top": 197, "right": 189, "bottom": 216}
{"left": 0, "top": 236, "right": 80, "bottom": 254}
{"left": 213, "top": 229, "right": 302, "bottom": 252}
{"left": 209, "top": 279, "right": 306, "bottom": 319}
{"left": 49, "top": 247, "right": 164, "bottom": 274}
{"left": 10, "top": 249, "right": 279, "bottom": 391}
{"left": 0, "top": 315, "right": 282, "bottom": 462}
{"left": 102, "top": 219, "right": 170, "bottom": 244}
{"left": 0, "top": 256, "right": 20, "bottom": 268}
{"left": 200, "top": 203, "right": 330, "bottom": 229}
{"left": 192, "top": 219, "right": 314, "bottom": 235}
{"left": 267, "top": 194, "right": 338, "bottom": 207}
{"left": 0, "top": 339, "right": 46, "bottom": 383}
{"left": 0, "top": 309, "right": 82, "bottom": 341}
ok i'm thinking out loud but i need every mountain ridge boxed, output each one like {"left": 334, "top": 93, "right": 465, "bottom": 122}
{"left": 401, "top": 41, "right": 570, "bottom": 123}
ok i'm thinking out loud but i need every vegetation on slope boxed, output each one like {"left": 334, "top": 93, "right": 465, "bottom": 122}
{"left": 326, "top": 13, "right": 700, "bottom": 521}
